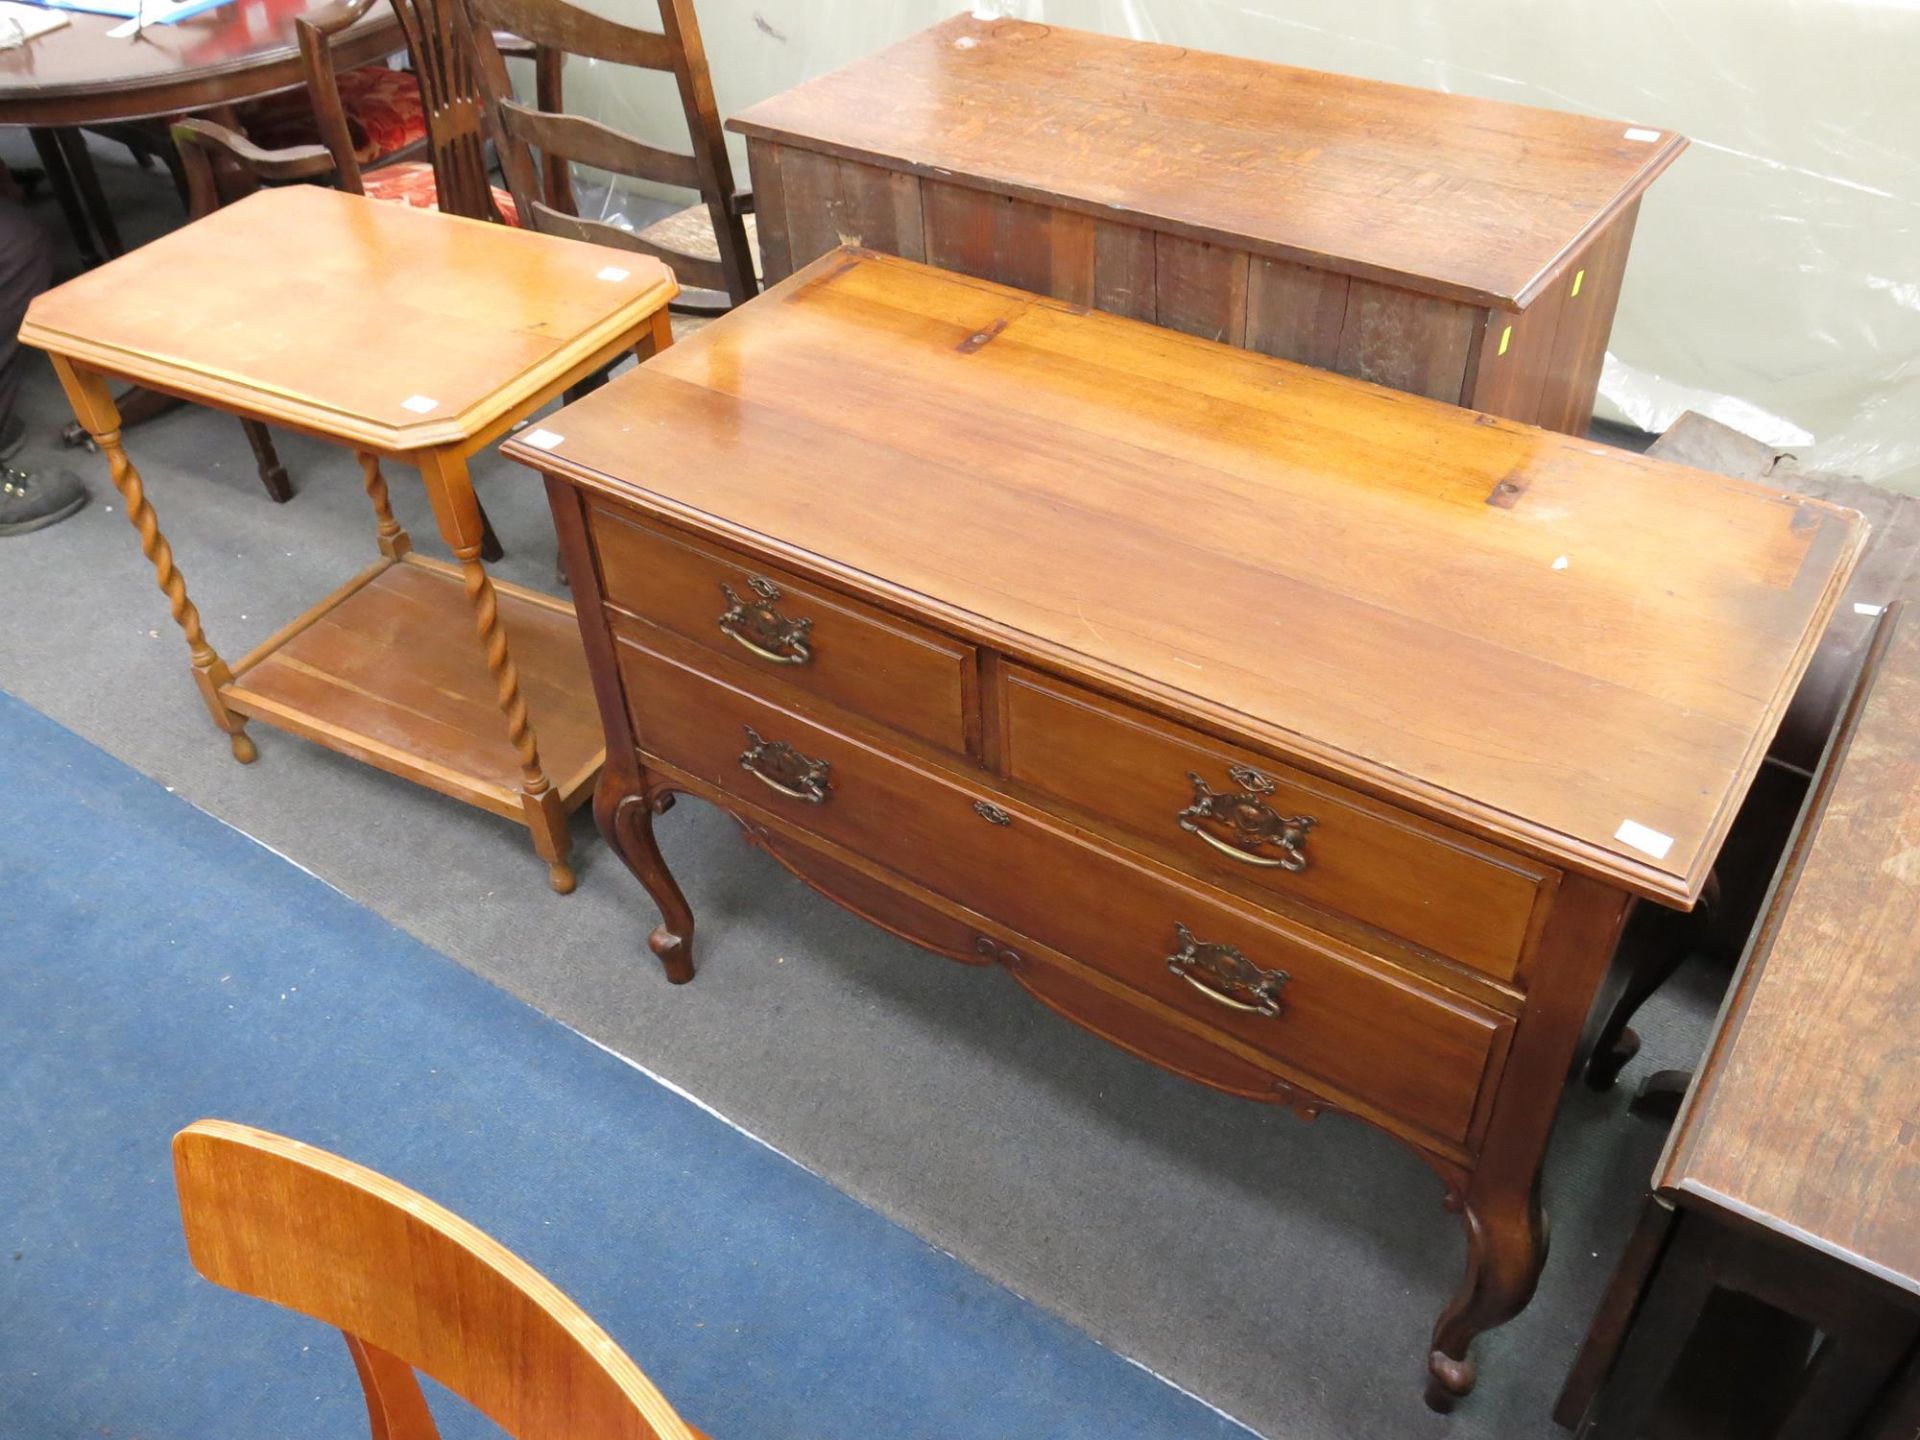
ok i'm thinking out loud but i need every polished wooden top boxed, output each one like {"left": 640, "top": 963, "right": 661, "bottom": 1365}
{"left": 21, "top": 186, "right": 677, "bottom": 451}
{"left": 1659, "top": 606, "right": 1920, "bottom": 1297}
{"left": 0, "top": 0, "right": 401, "bottom": 126}
{"left": 507, "top": 251, "right": 1860, "bottom": 905}
{"left": 729, "top": 13, "right": 1687, "bottom": 311}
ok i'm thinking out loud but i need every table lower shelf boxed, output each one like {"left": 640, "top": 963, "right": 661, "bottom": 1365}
{"left": 221, "top": 554, "right": 603, "bottom": 820}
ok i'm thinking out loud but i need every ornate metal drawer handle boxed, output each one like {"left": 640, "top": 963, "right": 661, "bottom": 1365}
{"left": 1177, "top": 764, "right": 1314, "bottom": 872}
{"left": 973, "top": 800, "right": 1011, "bottom": 826}
{"left": 1165, "top": 922, "right": 1290, "bottom": 1018}
{"left": 739, "top": 725, "right": 830, "bottom": 804}
{"left": 718, "top": 575, "right": 813, "bottom": 666}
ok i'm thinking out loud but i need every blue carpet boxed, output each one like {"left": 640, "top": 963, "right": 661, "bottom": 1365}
{"left": 0, "top": 690, "right": 1247, "bottom": 1440}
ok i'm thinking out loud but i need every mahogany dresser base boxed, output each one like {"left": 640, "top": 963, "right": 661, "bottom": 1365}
{"left": 511, "top": 251, "right": 1860, "bottom": 1409}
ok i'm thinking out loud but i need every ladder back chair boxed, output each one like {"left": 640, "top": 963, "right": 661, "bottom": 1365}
{"left": 461, "top": 0, "right": 759, "bottom": 315}
{"left": 173, "top": 1119, "right": 706, "bottom": 1440}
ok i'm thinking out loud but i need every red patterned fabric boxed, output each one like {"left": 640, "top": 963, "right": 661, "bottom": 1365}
{"left": 361, "top": 161, "right": 521, "bottom": 227}
{"left": 237, "top": 64, "right": 427, "bottom": 163}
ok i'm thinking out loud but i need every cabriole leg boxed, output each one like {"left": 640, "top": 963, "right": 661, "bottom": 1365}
{"left": 594, "top": 764, "right": 694, "bottom": 982}
{"left": 1425, "top": 874, "right": 1633, "bottom": 1409}
{"left": 1427, "top": 1179, "right": 1548, "bottom": 1410}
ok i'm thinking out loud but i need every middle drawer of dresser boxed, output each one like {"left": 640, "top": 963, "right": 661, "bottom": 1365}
{"left": 615, "top": 629, "right": 1508, "bottom": 1149}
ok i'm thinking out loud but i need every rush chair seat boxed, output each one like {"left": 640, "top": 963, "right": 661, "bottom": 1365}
{"left": 172, "top": 1119, "right": 707, "bottom": 1440}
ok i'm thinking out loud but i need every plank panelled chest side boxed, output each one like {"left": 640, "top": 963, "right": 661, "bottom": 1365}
{"left": 729, "top": 14, "right": 1687, "bottom": 435}
{"left": 505, "top": 251, "right": 1860, "bottom": 1410}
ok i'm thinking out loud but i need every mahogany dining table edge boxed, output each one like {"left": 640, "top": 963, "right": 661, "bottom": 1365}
{"left": 0, "top": 5, "right": 404, "bottom": 128}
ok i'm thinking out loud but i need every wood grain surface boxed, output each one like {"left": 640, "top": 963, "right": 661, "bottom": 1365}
{"left": 612, "top": 624, "right": 1508, "bottom": 1151}
{"left": 1659, "top": 607, "right": 1920, "bottom": 1298}
{"left": 508, "top": 249, "right": 1863, "bottom": 907}
{"left": 223, "top": 558, "right": 604, "bottom": 817}
{"left": 728, "top": 13, "right": 1687, "bottom": 310}
{"left": 20, "top": 186, "right": 678, "bottom": 452}
{"left": 175, "top": 1120, "right": 700, "bottom": 1440}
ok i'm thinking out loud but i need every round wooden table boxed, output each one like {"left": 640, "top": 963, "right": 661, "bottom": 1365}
{"left": 0, "top": 0, "right": 400, "bottom": 126}
{"left": 0, "top": 0, "right": 401, "bottom": 259}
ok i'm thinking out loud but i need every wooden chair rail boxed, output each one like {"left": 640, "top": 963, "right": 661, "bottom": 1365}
{"left": 465, "top": 0, "right": 676, "bottom": 70}
{"left": 499, "top": 102, "right": 705, "bottom": 194}
{"left": 462, "top": 0, "right": 757, "bottom": 310}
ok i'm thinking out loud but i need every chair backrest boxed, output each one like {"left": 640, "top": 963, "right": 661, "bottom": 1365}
{"left": 173, "top": 1119, "right": 700, "bottom": 1440}
{"left": 298, "top": 0, "right": 505, "bottom": 222}
{"left": 459, "top": 0, "right": 756, "bottom": 306}
{"left": 170, "top": 120, "right": 337, "bottom": 220}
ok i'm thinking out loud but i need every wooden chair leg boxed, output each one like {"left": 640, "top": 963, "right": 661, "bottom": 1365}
{"left": 28, "top": 127, "right": 101, "bottom": 267}
{"left": 240, "top": 419, "right": 293, "bottom": 503}
{"left": 1585, "top": 873, "right": 1716, "bottom": 1091}
{"left": 53, "top": 126, "right": 122, "bottom": 259}
{"left": 344, "top": 1332, "right": 442, "bottom": 1440}
{"left": 477, "top": 495, "right": 505, "bottom": 563}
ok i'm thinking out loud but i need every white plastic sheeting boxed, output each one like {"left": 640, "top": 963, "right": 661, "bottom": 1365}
{"left": 566, "top": 0, "right": 1919, "bottom": 491}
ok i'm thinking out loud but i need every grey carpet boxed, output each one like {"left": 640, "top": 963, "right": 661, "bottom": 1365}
{"left": 0, "top": 137, "right": 1719, "bottom": 1440}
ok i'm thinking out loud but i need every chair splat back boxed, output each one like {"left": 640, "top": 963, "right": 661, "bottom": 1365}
{"left": 387, "top": 0, "right": 500, "bottom": 220}
{"left": 460, "top": 0, "right": 756, "bottom": 306}
{"left": 296, "top": 0, "right": 506, "bottom": 222}
{"left": 173, "top": 1120, "right": 698, "bottom": 1440}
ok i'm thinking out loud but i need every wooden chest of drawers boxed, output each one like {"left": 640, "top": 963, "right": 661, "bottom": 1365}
{"left": 729, "top": 13, "right": 1686, "bottom": 434}
{"left": 505, "top": 251, "right": 1861, "bottom": 1409}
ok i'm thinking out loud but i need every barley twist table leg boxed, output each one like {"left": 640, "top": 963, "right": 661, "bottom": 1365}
{"left": 422, "top": 447, "right": 574, "bottom": 892}
{"left": 358, "top": 451, "right": 412, "bottom": 559}
{"left": 456, "top": 545, "right": 547, "bottom": 794}
{"left": 55, "top": 358, "right": 257, "bottom": 765}
{"left": 454, "top": 542, "right": 574, "bottom": 893}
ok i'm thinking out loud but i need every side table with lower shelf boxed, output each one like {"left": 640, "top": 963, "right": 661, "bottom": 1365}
{"left": 505, "top": 250, "right": 1861, "bottom": 1408}
{"left": 22, "top": 186, "right": 678, "bottom": 891}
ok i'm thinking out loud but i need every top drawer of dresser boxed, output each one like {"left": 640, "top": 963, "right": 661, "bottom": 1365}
{"left": 588, "top": 504, "right": 975, "bottom": 755}
{"left": 1001, "top": 667, "right": 1553, "bottom": 983}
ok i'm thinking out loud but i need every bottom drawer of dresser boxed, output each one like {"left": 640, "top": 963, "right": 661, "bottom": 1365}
{"left": 732, "top": 823, "right": 1377, "bottom": 1110}
{"left": 617, "top": 632, "right": 1509, "bottom": 1149}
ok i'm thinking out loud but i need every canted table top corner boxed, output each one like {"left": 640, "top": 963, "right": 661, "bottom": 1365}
{"left": 507, "top": 249, "right": 1862, "bottom": 907}
{"left": 20, "top": 186, "right": 678, "bottom": 452}
{"left": 729, "top": 12, "right": 1688, "bottom": 310}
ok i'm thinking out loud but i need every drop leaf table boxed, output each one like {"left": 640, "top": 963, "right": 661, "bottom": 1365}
{"left": 1558, "top": 605, "right": 1920, "bottom": 1436}
{"left": 23, "top": 186, "right": 678, "bottom": 891}
{"left": 504, "top": 249, "right": 1861, "bottom": 1407}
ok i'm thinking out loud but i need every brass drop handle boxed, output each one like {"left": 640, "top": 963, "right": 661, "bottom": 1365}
{"left": 718, "top": 575, "right": 813, "bottom": 666}
{"left": 739, "top": 725, "right": 830, "bottom": 804}
{"left": 1165, "top": 922, "right": 1289, "bottom": 1019}
{"left": 1176, "top": 764, "right": 1314, "bottom": 872}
